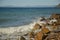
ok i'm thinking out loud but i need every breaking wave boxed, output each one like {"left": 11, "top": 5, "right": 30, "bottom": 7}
{"left": 0, "top": 21, "right": 37, "bottom": 34}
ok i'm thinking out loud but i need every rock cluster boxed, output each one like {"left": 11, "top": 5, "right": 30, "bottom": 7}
{"left": 45, "top": 31, "right": 60, "bottom": 40}
{"left": 29, "top": 23, "right": 50, "bottom": 40}
{"left": 50, "top": 13, "right": 60, "bottom": 25}
{"left": 28, "top": 13, "right": 60, "bottom": 40}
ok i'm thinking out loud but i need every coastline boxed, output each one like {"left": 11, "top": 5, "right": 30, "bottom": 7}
{"left": 0, "top": 13, "right": 60, "bottom": 40}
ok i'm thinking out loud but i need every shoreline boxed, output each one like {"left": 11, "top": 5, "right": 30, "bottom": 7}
{"left": 0, "top": 13, "right": 60, "bottom": 40}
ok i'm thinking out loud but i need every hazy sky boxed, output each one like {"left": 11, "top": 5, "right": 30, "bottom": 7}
{"left": 0, "top": 0, "right": 60, "bottom": 7}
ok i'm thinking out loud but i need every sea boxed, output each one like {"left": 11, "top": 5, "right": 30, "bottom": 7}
{"left": 0, "top": 7, "right": 60, "bottom": 34}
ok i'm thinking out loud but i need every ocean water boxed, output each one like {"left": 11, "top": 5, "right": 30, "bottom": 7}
{"left": 0, "top": 7, "right": 60, "bottom": 27}
{"left": 0, "top": 7, "right": 60, "bottom": 34}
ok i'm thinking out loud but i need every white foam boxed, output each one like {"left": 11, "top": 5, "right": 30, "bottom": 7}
{"left": 0, "top": 22, "right": 36, "bottom": 34}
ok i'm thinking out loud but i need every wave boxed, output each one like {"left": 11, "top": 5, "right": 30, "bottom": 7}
{"left": 0, "top": 16, "right": 40, "bottom": 34}
{"left": 0, "top": 21, "right": 36, "bottom": 34}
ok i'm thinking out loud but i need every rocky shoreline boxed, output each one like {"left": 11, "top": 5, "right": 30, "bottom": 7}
{"left": 0, "top": 13, "right": 60, "bottom": 40}
{"left": 26, "top": 13, "right": 60, "bottom": 40}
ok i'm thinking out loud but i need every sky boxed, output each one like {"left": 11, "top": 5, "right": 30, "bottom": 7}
{"left": 0, "top": 0, "right": 60, "bottom": 7}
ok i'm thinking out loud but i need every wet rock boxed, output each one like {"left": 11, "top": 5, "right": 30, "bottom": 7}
{"left": 40, "top": 17, "right": 46, "bottom": 21}
{"left": 51, "top": 24, "right": 58, "bottom": 31}
{"left": 29, "top": 31, "right": 34, "bottom": 38}
{"left": 24, "top": 33, "right": 28, "bottom": 36}
{"left": 56, "top": 19, "right": 60, "bottom": 25}
{"left": 41, "top": 24, "right": 50, "bottom": 34}
{"left": 34, "top": 31, "right": 43, "bottom": 40}
{"left": 33, "top": 23, "right": 41, "bottom": 31}
{"left": 20, "top": 36, "right": 26, "bottom": 40}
